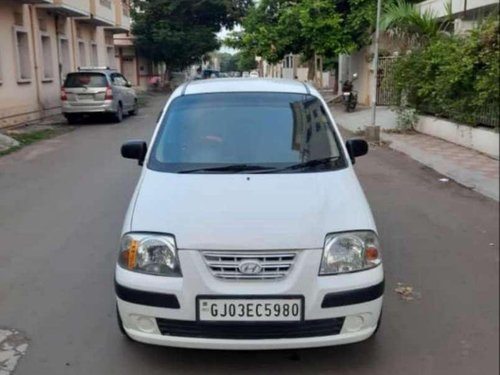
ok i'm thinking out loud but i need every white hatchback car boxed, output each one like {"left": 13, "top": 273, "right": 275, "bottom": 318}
{"left": 116, "top": 78, "right": 384, "bottom": 350}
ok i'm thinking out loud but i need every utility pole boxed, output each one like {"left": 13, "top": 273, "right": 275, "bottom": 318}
{"left": 366, "top": 0, "right": 383, "bottom": 142}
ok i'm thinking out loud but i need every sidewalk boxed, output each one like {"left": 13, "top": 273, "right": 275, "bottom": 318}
{"left": 331, "top": 104, "right": 499, "bottom": 201}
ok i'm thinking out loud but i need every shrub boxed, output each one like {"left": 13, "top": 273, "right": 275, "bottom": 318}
{"left": 391, "top": 17, "right": 499, "bottom": 129}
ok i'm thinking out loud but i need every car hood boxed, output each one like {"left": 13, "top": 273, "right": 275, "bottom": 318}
{"left": 130, "top": 169, "right": 376, "bottom": 250}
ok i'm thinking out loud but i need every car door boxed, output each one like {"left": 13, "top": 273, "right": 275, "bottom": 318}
{"left": 110, "top": 73, "right": 127, "bottom": 109}
{"left": 118, "top": 73, "right": 135, "bottom": 110}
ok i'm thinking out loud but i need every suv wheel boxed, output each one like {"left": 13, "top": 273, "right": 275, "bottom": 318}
{"left": 129, "top": 99, "right": 139, "bottom": 116}
{"left": 113, "top": 104, "right": 123, "bottom": 123}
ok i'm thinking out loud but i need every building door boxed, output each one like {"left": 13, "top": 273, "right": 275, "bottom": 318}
{"left": 122, "top": 57, "right": 136, "bottom": 86}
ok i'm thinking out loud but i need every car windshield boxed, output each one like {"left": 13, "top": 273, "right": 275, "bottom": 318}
{"left": 148, "top": 92, "right": 346, "bottom": 173}
{"left": 64, "top": 73, "right": 108, "bottom": 88}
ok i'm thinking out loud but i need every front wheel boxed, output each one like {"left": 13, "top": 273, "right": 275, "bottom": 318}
{"left": 113, "top": 104, "right": 123, "bottom": 123}
{"left": 129, "top": 99, "right": 138, "bottom": 116}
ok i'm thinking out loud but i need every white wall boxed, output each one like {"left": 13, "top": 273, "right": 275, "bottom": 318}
{"left": 415, "top": 116, "right": 499, "bottom": 159}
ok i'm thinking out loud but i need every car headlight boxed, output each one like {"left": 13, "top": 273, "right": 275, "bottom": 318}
{"left": 319, "top": 231, "right": 381, "bottom": 275}
{"left": 118, "top": 233, "right": 181, "bottom": 277}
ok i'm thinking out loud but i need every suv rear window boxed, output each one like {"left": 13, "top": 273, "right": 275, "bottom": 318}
{"left": 64, "top": 73, "right": 108, "bottom": 88}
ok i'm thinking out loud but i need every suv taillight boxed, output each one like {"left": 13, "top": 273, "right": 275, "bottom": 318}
{"left": 105, "top": 86, "right": 113, "bottom": 100}
{"left": 60, "top": 87, "right": 67, "bottom": 101}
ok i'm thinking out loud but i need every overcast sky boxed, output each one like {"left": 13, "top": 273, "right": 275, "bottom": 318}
{"left": 217, "top": 26, "right": 241, "bottom": 54}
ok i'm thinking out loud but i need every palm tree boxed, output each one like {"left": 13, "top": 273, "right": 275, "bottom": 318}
{"left": 381, "top": 0, "right": 451, "bottom": 49}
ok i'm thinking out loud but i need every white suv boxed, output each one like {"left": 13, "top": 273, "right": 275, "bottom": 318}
{"left": 61, "top": 67, "right": 137, "bottom": 124}
{"left": 116, "top": 78, "right": 384, "bottom": 350}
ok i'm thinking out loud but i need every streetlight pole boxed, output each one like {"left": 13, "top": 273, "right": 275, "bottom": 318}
{"left": 367, "top": 0, "right": 383, "bottom": 142}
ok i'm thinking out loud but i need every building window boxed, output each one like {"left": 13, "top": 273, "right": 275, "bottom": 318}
{"left": 40, "top": 34, "right": 54, "bottom": 81}
{"left": 100, "top": 0, "right": 112, "bottom": 9}
{"left": 283, "top": 55, "right": 294, "bottom": 69}
{"left": 91, "top": 43, "right": 98, "bottom": 66}
{"left": 122, "top": 0, "right": 130, "bottom": 16}
{"left": 13, "top": 27, "right": 32, "bottom": 83}
{"left": 106, "top": 46, "right": 115, "bottom": 68}
{"left": 59, "top": 38, "right": 71, "bottom": 79}
{"left": 78, "top": 40, "right": 87, "bottom": 67}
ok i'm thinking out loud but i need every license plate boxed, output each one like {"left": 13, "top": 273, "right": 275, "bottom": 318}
{"left": 198, "top": 297, "right": 303, "bottom": 322}
{"left": 78, "top": 94, "right": 93, "bottom": 100}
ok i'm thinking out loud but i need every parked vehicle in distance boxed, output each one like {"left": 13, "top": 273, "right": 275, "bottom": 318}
{"left": 117, "top": 78, "right": 383, "bottom": 350}
{"left": 249, "top": 70, "right": 259, "bottom": 78}
{"left": 61, "top": 67, "right": 137, "bottom": 124}
{"left": 342, "top": 73, "right": 358, "bottom": 112}
{"left": 242, "top": 71, "right": 250, "bottom": 78}
{"left": 202, "top": 69, "right": 220, "bottom": 79}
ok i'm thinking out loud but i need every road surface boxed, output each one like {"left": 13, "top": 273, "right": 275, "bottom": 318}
{"left": 0, "top": 94, "right": 498, "bottom": 375}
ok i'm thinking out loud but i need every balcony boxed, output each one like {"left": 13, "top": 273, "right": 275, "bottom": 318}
{"left": 105, "top": 0, "right": 131, "bottom": 33}
{"left": 80, "top": 0, "right": 115, "bottom": 27}
{"left": 417, "top": 0, "right": 499, "bottom": 18}
{"left": 36, "top": 0, "right": 90, "bottom": 17}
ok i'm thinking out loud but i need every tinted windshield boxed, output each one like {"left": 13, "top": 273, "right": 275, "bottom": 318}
{"left": 64, "top": 73, "right": 108, "bottom": 88}
{"left": 148, "top": 93, "right": 346, "bottom": 173}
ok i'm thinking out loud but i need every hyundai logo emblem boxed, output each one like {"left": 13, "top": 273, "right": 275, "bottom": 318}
{"left": 238, "top": 260, "right": 263, "bottom": 275}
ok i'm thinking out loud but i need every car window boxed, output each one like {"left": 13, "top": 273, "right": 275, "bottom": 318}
{"left": 118, "top": 74, "right": 130, "bottom": 86}
{"left": 64, "top": 73, "right": 107, "bottom": 88}
{"left": 111, "top": 73, "right": 127, "bottom": 86}
{"left": 148, "top": 92, "right": 346, "bottom": 173}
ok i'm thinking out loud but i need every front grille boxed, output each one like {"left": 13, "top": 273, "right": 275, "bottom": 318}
{"left": 156, "top": 317, "right": 345, "bottom": 339}
{"left": 202, "top": 251, "right": 297, "bottom": 280}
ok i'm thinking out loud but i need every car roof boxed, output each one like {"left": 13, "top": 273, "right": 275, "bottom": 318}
{"left": 179, "top": 78, "right": 317, "bottom": 96}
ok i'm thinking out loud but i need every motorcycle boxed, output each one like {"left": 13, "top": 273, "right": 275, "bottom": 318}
{"left": 342, "top": 73, "right": 358, "bottom": 112}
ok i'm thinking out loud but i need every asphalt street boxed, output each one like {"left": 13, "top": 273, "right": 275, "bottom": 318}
{"left": 0, "top": 94, "right": 498, "bottom": 375}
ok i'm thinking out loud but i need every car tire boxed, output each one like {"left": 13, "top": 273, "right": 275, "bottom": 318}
{"left": 113, "top": 103, "right": 123, "bottom": 123}
{"left": 129, "top": 99, "right": 138, "bottom": 116}
{"left": 66, "top": 114, "right": 79, "bottom": 125}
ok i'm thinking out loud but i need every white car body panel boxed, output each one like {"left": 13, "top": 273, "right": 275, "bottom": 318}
{"left": 129, "top": 169, "right": 375, "bottom": 250}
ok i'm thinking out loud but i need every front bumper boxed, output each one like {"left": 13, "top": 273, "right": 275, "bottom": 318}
{"left": 115, "top": 249, "right": 384, "bottom": 350}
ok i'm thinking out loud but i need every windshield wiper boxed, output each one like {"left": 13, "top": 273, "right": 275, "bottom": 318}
{"left": 178, "top": 164, "right": 276, "bottom": 174}
{"left": 261, "top": 157, "right": 341, "bottom": 173}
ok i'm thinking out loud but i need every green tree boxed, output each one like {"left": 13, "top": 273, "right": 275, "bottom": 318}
{"left": 226, "top": 0, "right": 377, "bottom": 79}
{"left": 217, "top": 52, "right": 235, "bottom": 72}
{"left": 235, "top": 51, "right": 257, "bottom": 71}
{"left": 132, "top": 0, "right": 252, "bottom": 79}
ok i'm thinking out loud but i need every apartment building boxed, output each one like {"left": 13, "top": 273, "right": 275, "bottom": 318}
{"left": 417, "top": 0, "right": 499, "bottom": 33}
{"left": 0, "top": 0, "right": 131, "bottom": 128}
{"left": 113, "top": 32, "right": 165, "bottom": 89}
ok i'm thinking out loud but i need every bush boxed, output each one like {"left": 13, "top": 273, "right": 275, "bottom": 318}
{"left": 391, "top": 17, "right": 499, "bottom": 129}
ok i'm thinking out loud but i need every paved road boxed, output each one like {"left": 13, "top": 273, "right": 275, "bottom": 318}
{"left": 0, "top": 94, "right": 498, "bottom": 375}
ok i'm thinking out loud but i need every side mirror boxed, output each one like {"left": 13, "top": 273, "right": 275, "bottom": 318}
{"left": 125, "top": 82, "right": 132, "bottom": 88}
{"left": 345, "top": 139, "right": 368, "bottom": 164}
{"left": 121, "top": 140, "right": 147, "bottom": 165}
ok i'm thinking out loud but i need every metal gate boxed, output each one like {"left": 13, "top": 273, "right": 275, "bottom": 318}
{"left": 376, "top": 57, "right": 399, "bottom": 106}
